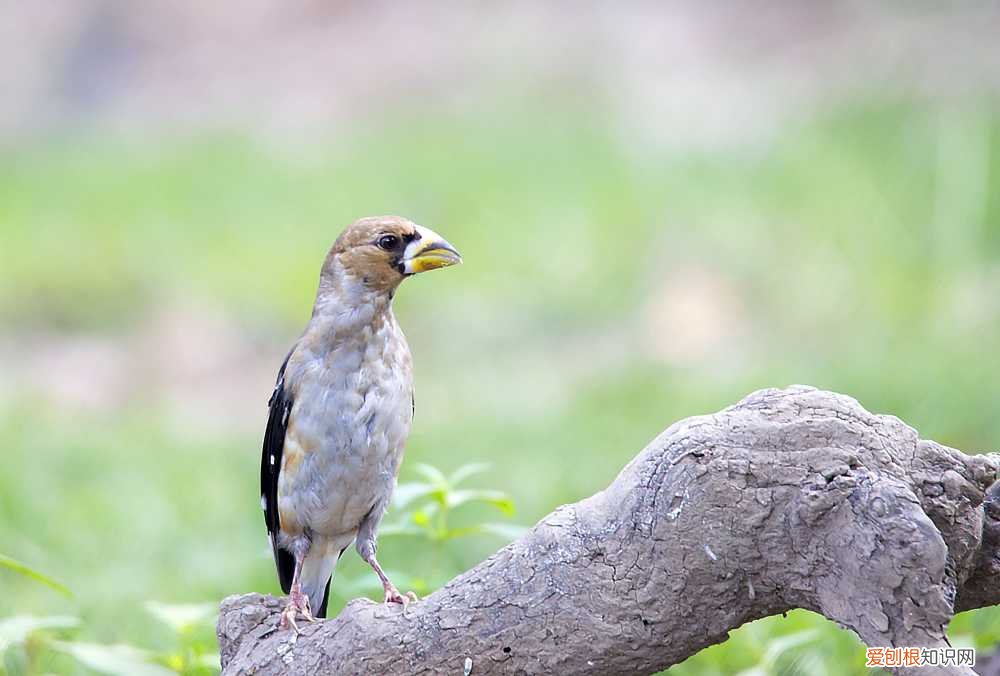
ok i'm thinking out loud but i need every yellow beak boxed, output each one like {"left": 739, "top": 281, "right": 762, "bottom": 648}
{"left": 401, "top": 225, "right": 462, "bottom": 274}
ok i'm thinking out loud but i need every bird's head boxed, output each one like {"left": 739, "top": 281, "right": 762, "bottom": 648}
{"left": 321, "top": 216, "right": 462, "bottom": 298}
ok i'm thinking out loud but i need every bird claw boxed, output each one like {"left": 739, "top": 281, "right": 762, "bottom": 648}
{"left": 384, "top": 586, "right": 419, "bottom": 606}
{"left": 279, "top": 589, "right": 315, "bottom": 633}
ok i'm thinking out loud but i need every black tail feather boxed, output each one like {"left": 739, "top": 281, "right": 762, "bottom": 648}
{"left": 316, "top": 575, "right": 333, "bottom": 618}
{"left": 276, "top": 547, "right": 295, "bottom": 594}
{"left": 315, "top": 545, "right": 347, "bottom": 618}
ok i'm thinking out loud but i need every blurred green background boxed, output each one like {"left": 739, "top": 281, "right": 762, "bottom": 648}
{"left": 1, "top": 2, "right": 999, "bottom": 674}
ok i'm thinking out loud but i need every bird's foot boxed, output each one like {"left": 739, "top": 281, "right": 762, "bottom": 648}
{"left": 278, "top": 588, "right": 315, "bottom": 633}
{"left": 383, "top": 583, "right": 419, "bottom": 606}
{"left": 365, "top": 553, "right": 418, "bottom": 606}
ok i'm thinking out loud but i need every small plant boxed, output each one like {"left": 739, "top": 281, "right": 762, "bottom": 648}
{"left": 143, "top": 602, "right": 219, "bottom": 675}
{"left": 332, "top": 462, "right": 526, "bottom": 600}
{"left": 0, "top": 614, "right": 80, "bottom": 675}
{"left": 1, "top": 554, "right": 78, "bottom": 675}
{"left": 3, "top": 463, "right": 521, "bottom": 673}
{"left": 0, "top": 553, "right": 219, "bottom": 676}
{"left": 386, "top": 462, "right": 525, "bottom": 542}
{"left": 0, "top": 555, "right": 72, "bottom": 599}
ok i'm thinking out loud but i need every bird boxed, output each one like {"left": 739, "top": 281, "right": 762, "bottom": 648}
{"left": 259, "top": 216, "right": 461, "bottom": 631}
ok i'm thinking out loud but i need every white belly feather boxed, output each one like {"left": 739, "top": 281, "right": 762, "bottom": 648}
{"left": 277, "top": 315, "right": 413, "bottom": 540}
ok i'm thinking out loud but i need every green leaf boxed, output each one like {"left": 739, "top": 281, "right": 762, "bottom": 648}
{"left": 196, "top": 652, "right": 222, "bottom": 669}
{"left": 0, "top": 554, "right": 73, "bottom": 597}
{"left": 411, "top": 509, "right": 433, "bottom": 527}
{"left": 761, "top": 629, "right": 818, "bottom": 665}
{"left": 438, "top": 525, "right": 485, "bottom": 540}
{"left": 144, "top": 601, "right": 217, "bottom": 634}
{"left": 476, "top": 522, "right": 529, "bottom": 540}
{"left": 445, "top": 489, "right": 515, "bottom": 516}
{"left": 335, "top": 570, "right": 424, "bottom": 596}
{"left": 412, "top": 463, "right": 447, "bottom": 486}
{"left": 0, "top": 616, "right": 79, "bottom": 653}
{"left": 409, "top": 501, "right": 440, "bottom": 528}
{"left": 447, "top": 462, "right": 492, "bottom": 486}
{"left": 163, "top": 653, "right": 185, "bottom": 671}
{"left": 734, "top": 628, "right": 820, "bottom": 676}
{"left": 392, "top": 482, "right": 435, "bottom": 510}
{"left": 376, "top": 521, "right": 425, "bottom": 538}
{"left": 440, "top": 522, "right": 527, "bottom": 541}
{"left": 51, "top": 641, "right": 176, "bottom": 676}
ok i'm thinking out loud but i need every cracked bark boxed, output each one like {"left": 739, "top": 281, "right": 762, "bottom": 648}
{"left": 217, "top": 386, "right": 1000, "bottom": 676}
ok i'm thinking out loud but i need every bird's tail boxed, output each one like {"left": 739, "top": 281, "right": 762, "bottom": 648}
{"left": 300, "top": 546, "right": 343, "bottom": 618}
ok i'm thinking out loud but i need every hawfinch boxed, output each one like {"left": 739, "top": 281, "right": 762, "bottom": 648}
{"left": 260, "top": 216, "right": 461, "bottom": 630}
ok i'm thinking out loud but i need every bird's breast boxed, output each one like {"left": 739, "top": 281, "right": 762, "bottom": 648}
{"left": 277, "top": 320, "right": 413, "bottom": 538}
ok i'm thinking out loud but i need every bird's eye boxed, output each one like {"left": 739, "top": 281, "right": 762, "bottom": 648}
{"left": 377, "top": 234, "right": 400, "bottom": 251}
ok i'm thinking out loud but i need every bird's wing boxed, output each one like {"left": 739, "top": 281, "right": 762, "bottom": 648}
{"left": 261, "top": 348, "right": 295, "bottom": 594}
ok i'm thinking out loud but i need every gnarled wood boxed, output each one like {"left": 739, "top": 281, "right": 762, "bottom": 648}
{"left": 218, "top": 386, "right": 999, "bottom": 675}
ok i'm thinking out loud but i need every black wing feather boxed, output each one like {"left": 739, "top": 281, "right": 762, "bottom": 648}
{"left": 261, "top": 349, "right": 295, "bottom": 594}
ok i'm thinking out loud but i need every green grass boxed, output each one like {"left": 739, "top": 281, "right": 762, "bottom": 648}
{"left": 1, "top": 97, "right": 999, "bottom": 673}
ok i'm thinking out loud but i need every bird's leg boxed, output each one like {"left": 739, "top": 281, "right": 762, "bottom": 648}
{"left": 364, "top": 552, "right": 418, "bottom": 605}
{"left": 279, "top": 539, "right": 315, "bottom": 633}
{"left": 357, "top": 504, "right": 418, "bottom": 606}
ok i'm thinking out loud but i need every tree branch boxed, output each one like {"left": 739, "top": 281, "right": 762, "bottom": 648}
{"left": 217, "top": 386, "right": 999, "bottom": 675}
